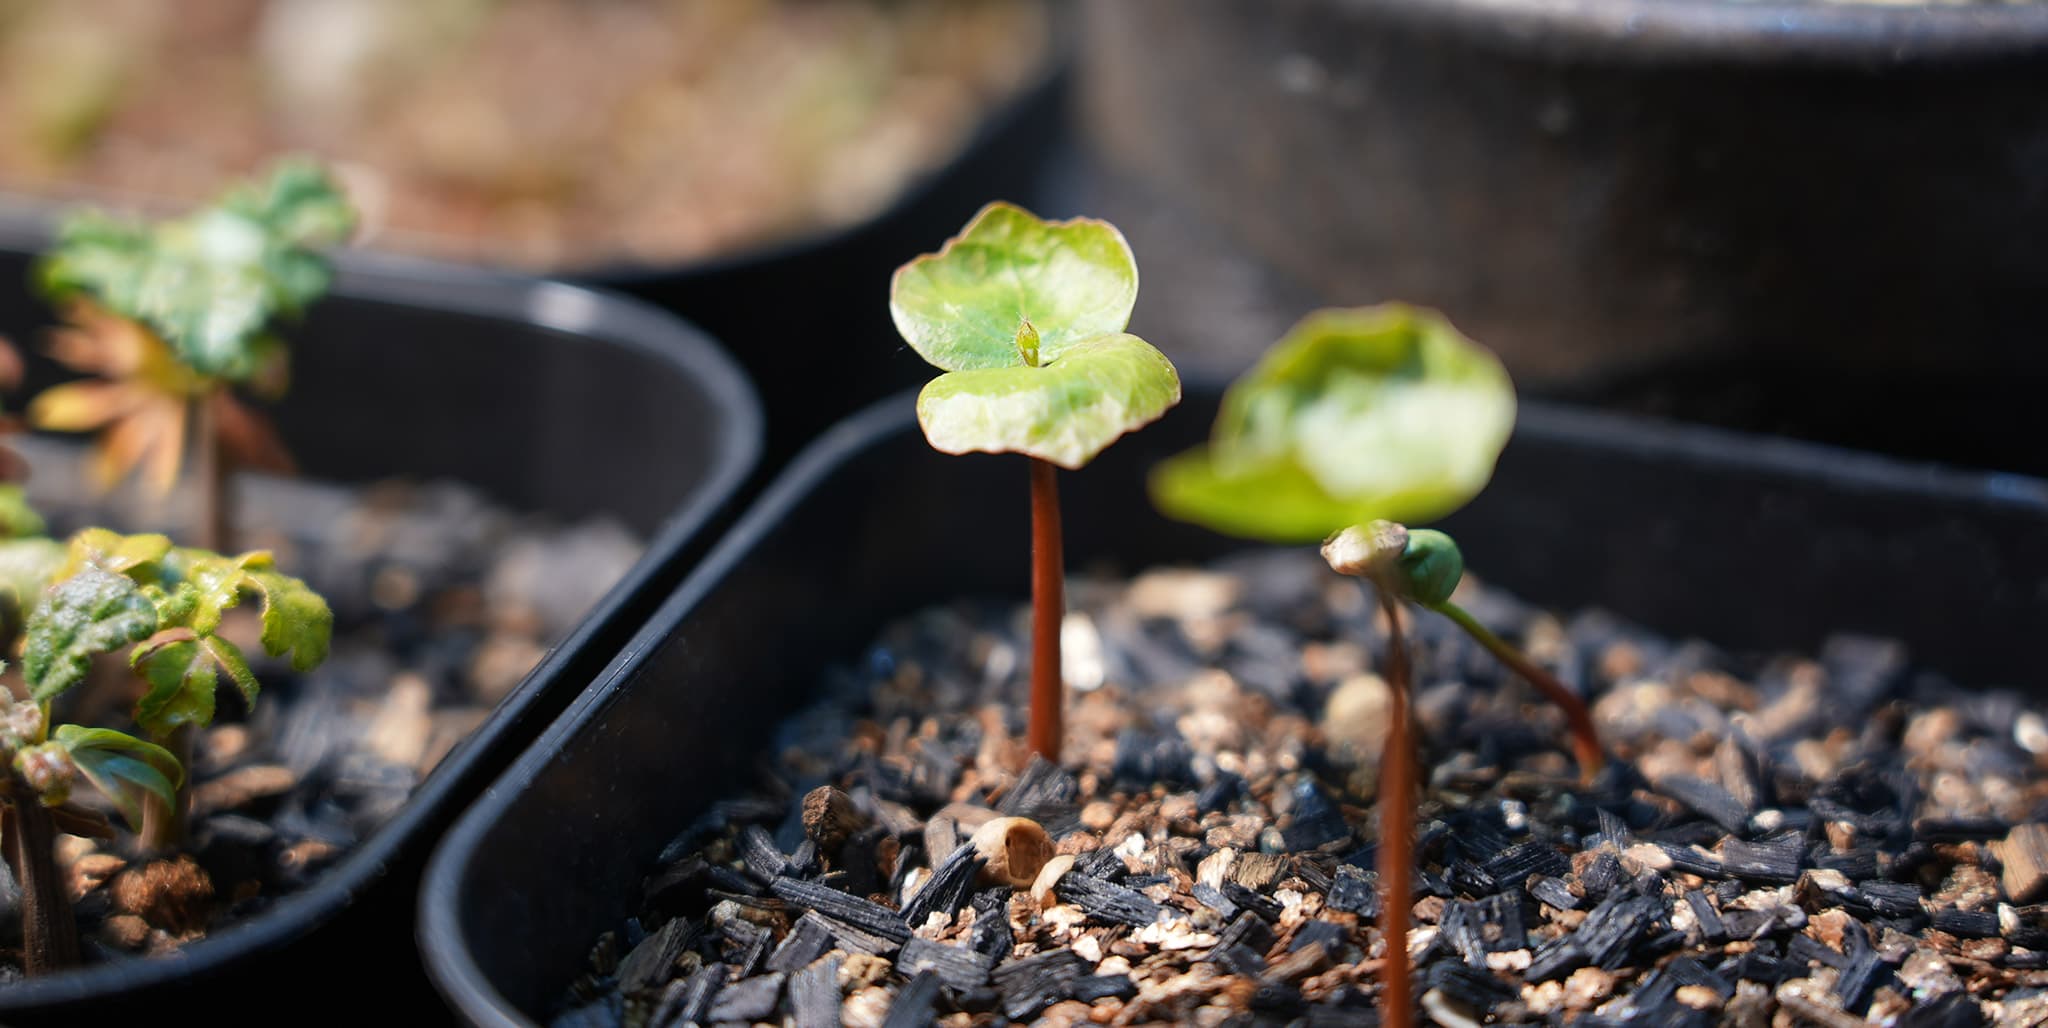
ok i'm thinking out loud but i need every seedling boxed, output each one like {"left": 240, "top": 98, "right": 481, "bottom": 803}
{"left": 28, "top": 160, "right": 355, "bottom": 551}
{"left": 1150, "top": 305, "right": 1603, "bottom": 1028}
{"left": 891, "top": 202, "right": 1181, "bottom": 761}
{"left": 0, "top": 527, "right": 330, "bottom": 972}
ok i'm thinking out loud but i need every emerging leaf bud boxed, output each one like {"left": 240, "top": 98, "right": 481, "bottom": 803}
{"left": 0, "top": 701, "right": 42, "bottom": 753}
{"left": 1322, "top": 520, "right": 1409, "bottom": 580}
{"left": 1323, "top": 521, "right": 1465, "bottom": 607}
{"left": 1396, "top": 529, "right": 1465, "bottom": 607}
{"left": 14, "top": 741, "right": 76, "bottom": 808}
{"left": 1016, "top": 317, "right": 1041, "bottom": 368}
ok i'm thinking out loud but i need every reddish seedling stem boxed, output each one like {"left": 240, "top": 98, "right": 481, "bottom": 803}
{"left": 1437, "top": 601, "right": 1604, "bottom": 783}
{"left": 139, "top": 724, "right": 194, "bottom": 853}
{"left": 1027, "top": 458, "right": 1064, "bottom": 762}
{"left": 193, "top": 389, "right": 228, "bottom": 553}
{"left": 6, "top": 792, "right": 79, "bottom": 973}
{"left": 1376, "top": 589, "right": 1416, "bottom": 1028}
{"left": 138, "top": 390, "right": 226, "bottom": 853}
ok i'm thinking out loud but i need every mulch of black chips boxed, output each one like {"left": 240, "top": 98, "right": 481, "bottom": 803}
{"left": 557, "top": 549, "right": 2048, "bottom": 1027}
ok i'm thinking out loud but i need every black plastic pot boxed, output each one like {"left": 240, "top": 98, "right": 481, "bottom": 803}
{"left": 576, "top": 50, "right": 1069, "bottom": 466}
{"left": 418, "top": 382, "right": 2048, "bottom": 1024}
{"left": 1077, "top": 0, "right": 2048, "bottom": 474}
{"left": 0, "top": 235, "right": 761, "bottom": 1022}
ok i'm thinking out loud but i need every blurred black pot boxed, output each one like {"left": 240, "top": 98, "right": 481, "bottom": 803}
{"left": 0, "top": 234, "right": 760, "bottom": 1026}
{"left": 1078, "top": 0, "right": 2048, "bottom": 472}
{"left": 577, "top": 55, "right": 1070, "bottom": 465}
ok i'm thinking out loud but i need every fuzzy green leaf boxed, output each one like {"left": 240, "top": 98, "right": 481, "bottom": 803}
{"left": 891, "top": 203, "right": 1139, "bottom": 372}
{"left": 1151, "top": 305, "right": 1515, "bottom": 543}
{"left": 0, "top": 538, "right": 66, "bottom": 612}
{"left": 0, "top": 484, "right": 46, "bottom": 540}
{"left": 131, "top": 632, "right": 254, "bottom": 736}
{"left": 245, "top": 568, "right": 331, "bottom": 670}
{"left": 59, "top": 528, "right": 171, "bottom": 579}
{"left": 23, "top": 567, "right": 158, "bottom": 701}
{"left": 175, "top": 549, "right": 268, "bottom": 635}
{"left": 207, "top": 634, "right": 261, "bottom": 707}
{"left": 54, "top": 725, "right": 182, "bottom": 833}
{"left": 892, "top": 204, "right": 1179, "bottom": 468}
{"left": 1151, "top": 449, "right": 1372, "bottom": 543}
{"left": 148, "top": 549, "right": 329, "bottom": 669}
{"left": 38, "top": 160, "right": 354, "bottom": 381}
{"left": 916, "top": 333, "right": 1182, "bottom": 469}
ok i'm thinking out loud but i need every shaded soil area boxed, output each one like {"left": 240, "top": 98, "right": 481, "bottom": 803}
{"left": 561, "top": 548, "right": 2048, "bottom": 1026}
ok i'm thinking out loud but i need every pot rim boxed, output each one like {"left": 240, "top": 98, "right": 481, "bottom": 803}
{"left": 1362, "top": 0, "right": 2048, "bottom": 67}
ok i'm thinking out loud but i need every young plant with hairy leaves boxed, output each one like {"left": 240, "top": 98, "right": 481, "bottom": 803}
{"left": 1148, "top": 305, "right": 1602, "bottom": 1028}
{"left": 28, "top": 159, "right": 354, "bottom": 551}
{"left": 33, "top": 528, "right": 331, "bottom": 850}
{"left": 0, "top": 526, "right": 329, "bottom": 974}
{"left": 892, "top": 202, "right": 1180, "bottom": 762}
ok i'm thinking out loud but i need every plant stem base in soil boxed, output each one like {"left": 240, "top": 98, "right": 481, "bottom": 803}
{"left": 6, "top": 792, "right": 79, "bottom": 973}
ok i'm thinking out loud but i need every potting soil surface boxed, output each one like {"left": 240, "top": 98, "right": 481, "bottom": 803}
{"left": 3, "top": 438, "right": 641, "bottom": 974}
{"left": 561, "top": 548, "right": 2048, "bottom": 1026}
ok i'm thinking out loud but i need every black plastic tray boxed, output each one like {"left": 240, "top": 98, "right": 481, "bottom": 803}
{"left": 418, "top": 382, "right": 2048, "bottom": 1023}
{"left": 0, "top": 237, "right": 761, "bottom": 1022}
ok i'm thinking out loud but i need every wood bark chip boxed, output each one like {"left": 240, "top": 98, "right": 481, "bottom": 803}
{"left": 1999, "top": 824, "right": 2048, "bottom": 905}
{"left": 803, "top": 785, "right": 866, "bottom": 852}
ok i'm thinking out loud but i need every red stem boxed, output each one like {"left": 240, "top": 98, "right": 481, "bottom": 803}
{"left": 1437, "top": 601, "right": 1605, "bottom": 784}
{"left": 1376, "top": 590, "right": 1415, "bottom": 1028}
{"left": 1026, "top": 458, "right": 1064, "bottom": 762}
{"left": 193, "top": 390, "right": 229, "bottom": 553}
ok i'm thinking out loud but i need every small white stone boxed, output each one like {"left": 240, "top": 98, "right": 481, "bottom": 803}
{"left": 1500, "top": 799, "right": 1528, "bottom": 833}
{"left": 1061, "top": 612, "right": 1105, "bottom": 691}
{"left": 1485, "top": 949, "right": 1532, "bottom": 972}
{"left": 2019, "top": 713, "right": 2048, "bottom": 755}
{"left": 1072, "top": 934, "right": 1102, "bottom": 963}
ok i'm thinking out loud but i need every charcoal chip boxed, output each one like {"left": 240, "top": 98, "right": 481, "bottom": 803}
{"left": 1327, "top": 868, "right": 1379, "bottom": 917}
{"left": 1932, "top": 908, "right": 2000, "bottom": 939}
{"left": 880, "top": 970, "right": 942, "bottom": 1028}
{"left": 992, "top": 949, "right": 1087, "bottom": 1021}
{"left": 1071, "top": 974, "right": 1139, "bottom": 1003}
